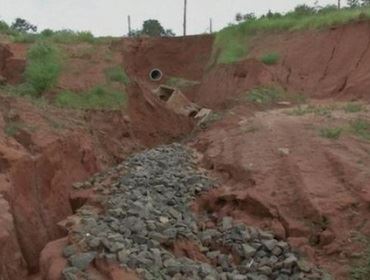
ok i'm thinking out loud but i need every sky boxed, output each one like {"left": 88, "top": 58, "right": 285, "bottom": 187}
{"left": 0, "top": 0, "right": 338, "bottom": 36}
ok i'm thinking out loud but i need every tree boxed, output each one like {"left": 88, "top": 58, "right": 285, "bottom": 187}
{"left": 11, "top": 18, "right": 37, "bottom": 32}
{"left": 362, "top": 0, "right": 370, "bottom": 6}
{"left": 139, "top": 20, "right": 175, "bottom": 37}
{"left": 293, "top": 4, "right": 316, "bottom": 15}
{"left": 235, "top": 13, "right": 243, "bottom": 22}
{"left": 235, "top": 13, "right": 256, "bottom": 22}
{"left": 347, "top": 0, "right": 361, "bottom": 7}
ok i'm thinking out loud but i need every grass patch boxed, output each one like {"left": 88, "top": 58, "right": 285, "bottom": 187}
{"left": 55, "top": 86, "right": 126, "bottom": 110}
{"left": 4, "top": 121, "right": 25, "bottom": 137}
{"left": 105, "top": 66, "right": 129, "bottom": 84}
{"left": 166, "top": 77, "right": 200, "bottom": 89}
{"left": 319, "top": 127, "right": 342, "bottom": 140}
{"left": 214, "top": 7, "right": 370, "bottom": 64}
{"left": 260, "top": 52, "right": 280, "bottom": 65}
{"left": 246, "top": 86, "right": 283, "bottom": 105}
{"left": 350, "top": 238, "right": 370, "bottom": 280}
{"left": 344, "top": 102, "right": 364, "bottom": 113}
{"left": 288, "top": 105, "right": 333, "bottom": 117}
{"left": 25, "top": 42, "right": 62, "bottom": 95}
{"left": 350, "top": 119, "right": 370, "bottom": 141}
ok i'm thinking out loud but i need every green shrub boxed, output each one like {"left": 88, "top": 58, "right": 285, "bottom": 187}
{"left": 344, "top": 102, "right": 363, "bottom": 113}
{"left": 319, "top": 127, "right": 342, "bottom": 139}
{"left": 105, "top": 66, "right": 129, "bottom": 84}
{"left": 12, "top": 32, "right": 39, "bottom": 43}
{"left": 41, "top": 29, "right": 54, "bottom": 37}
{"left": 25, "top": 42, "right": 62, "bottom": 95}
{"left": 260, "top": 52, "right": 280, "bottom": 65}
{"left": 350, "top": 119, "right": 370, "bottom": 140}
{"left": 166, "top": 77, "right": 200, "bottom": 88}
{"left": 0, "top": 20, "right": 10, "bottom": 33}
{"left": 4, "top": 121, "right": 25, "bottom": 137}
{"left": 246, "top": 86, "right": 283, "bottom": 105}
{"left": 55, "top": 86, "right": 126, "bottom": 110}
{"left": 51, "top": 30, "right": 96, "bottom": 44}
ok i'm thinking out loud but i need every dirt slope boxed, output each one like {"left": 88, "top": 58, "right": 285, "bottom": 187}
{"left": 192, "top": 102, "right": 370, "bottom": 279}
{"left": 0, "top": 93, "right": 140, "bottom": 278}
{"left": 249, "top": 21, "right": 370, "bottom": 101}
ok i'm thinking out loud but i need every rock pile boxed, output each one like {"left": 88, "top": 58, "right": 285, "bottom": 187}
{"left": 63, "top": 144, "right": 322, "bottom": 280}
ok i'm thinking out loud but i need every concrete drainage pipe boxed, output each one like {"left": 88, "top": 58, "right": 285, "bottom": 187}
{"left": 149, "top": 68, "right": 163, "bottom": 81}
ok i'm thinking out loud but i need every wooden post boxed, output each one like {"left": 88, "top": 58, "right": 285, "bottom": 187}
{"left": 183, "top": 0, "right": 187, "bottom": 36}
{"left": 128, "top": 15, "right": 132, "bottom": 36}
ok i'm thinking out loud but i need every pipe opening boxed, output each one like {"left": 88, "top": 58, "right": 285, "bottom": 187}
{"left": 149, "top": 69, "right": 163, "bottom": 81}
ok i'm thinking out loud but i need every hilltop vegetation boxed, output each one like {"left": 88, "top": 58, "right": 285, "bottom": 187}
{"left": 215, "top": 4, "right": 370, "bottom": 64}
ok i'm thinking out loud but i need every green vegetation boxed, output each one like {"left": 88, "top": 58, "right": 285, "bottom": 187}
{"left": 350, "top": 238, "right": 370, "bottom": 280}
{"left": 243, "top": 86, "right": 306, "bottom": 107}
{"left": 344, "top": 102, "right": 364, "bottom": 113}
{"left": 288, "top": 105, "right": 334, "bottom": 117}
{"left": 260, "top": 52, "right": 280, "bottom": 65}
{"left": 246, "top": 86, "right": 284, "bottom": 105}
{"left": 319, "top": 127, "right": 343, "bottom": 139}
{"left": 25, "top": 42, "right": 62, "bottom": 95}
{"left": 55, "top": 86, "right": 126, "bottom": 110}
{"left": 166, "top": 77, "right": 200, "bottom": 88}
{"left": 4, "top": 121, "right": 25, "bottom": 137}
{"left": 350, "top": 119, "right": 370, "bottom": 140}
{"left": 214, "top": 6, "right": 370, "bottom": 64}
{"left": 105, "top": 66, "right": 130, "bottom": 84}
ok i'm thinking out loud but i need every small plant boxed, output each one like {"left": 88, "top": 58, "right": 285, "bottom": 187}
{"left": 166, "top": 77, "right": 200, "bottom": 88}
{"left": 350, "top": 238, "right": 370, "bottom": 280}
{"left": 105, "top": 66, "right": 129, "bottom": 84}
{"left": 260, "top": 52, "right": 280, "bottom": 65}
{"left": 4, "top": 121, "right": 25, "bottom": 137}
{"left": 25, "top": 42, "right": 62, "bottom": 95}
{"left": 288, "top": 105, "right": 332, "bottom": 117}
{"left": 350, "top": 119, "right": 370, "bottom": 141}
{"left": 246, "top": 86, "right": 283, "bottom": 105}
{"left": 319, "top": 127, "right": 342, "bottom": 140}
{"left": 55, "top": 86, "right": 126, "bottom": 110}
{"left": 344, "top": 102, "right": 363, "bottom": 113}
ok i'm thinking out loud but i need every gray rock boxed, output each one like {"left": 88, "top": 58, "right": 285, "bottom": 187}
{"left": 242, "top": 244, "right": 257, "bottom": 259}
{"left": 69, "top": 252, "right": 97, "bottom": 270}
{"left": 63, "top": 245, "right": 77, "bottom": 258}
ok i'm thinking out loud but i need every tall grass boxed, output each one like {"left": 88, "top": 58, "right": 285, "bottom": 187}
{"left": 25, "top": 42, "right": 62, "bottom": 95}
{"left": 214, "top": 7, "right": 370, "bottom": 64}
{"left": 105, "top": 66, "right": 130, "bottom": 84}
{"left": 55, "top": 86, "right": 126, "bottom": 110}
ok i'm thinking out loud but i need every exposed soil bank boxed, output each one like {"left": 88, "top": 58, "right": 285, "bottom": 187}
{"left": 194, "top": 21, "right": 370, "bottom": 109}
{"left": 191, "top": 103, "right": 370, "bottom": 279}
{"left": 0, "top": 94, "right": 140, "bottom": 278}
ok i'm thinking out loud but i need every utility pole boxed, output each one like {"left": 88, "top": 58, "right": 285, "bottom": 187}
{"left": 338, "top": 0, "right": 341, "bottom": 9}
{"left": 183, "top": 0, "right": 187, "bottom": 36}
{"left": 210, "top": 18, "right": 213, "bottom": 33}
{"left": 128, "top": 15, "right": 132, "bottom": 36}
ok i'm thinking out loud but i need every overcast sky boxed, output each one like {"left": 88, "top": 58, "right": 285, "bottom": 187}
{"left": 0, "top": 0, "right": 337, "bottom": 36}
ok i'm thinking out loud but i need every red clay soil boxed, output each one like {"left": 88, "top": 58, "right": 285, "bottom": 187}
{"left": 119, "top": 35, "right": 214, "bottom": 84}
{"left": 191, "top": 103, "right": 370, "bottom": 279}
{"left": 57, "top": 43, "right": 124, "bottom": 93}
{"left": 127, "top": 82, "right": 194, "bottom": 147}
{"left": 0, "top": 43, "right": 26, "bottom": 84}
{"left": 0, "top": 93, "right": 140, "bottom": 279}
{"left": 248, "top": 21, "right": 370, "bottom": 101}
{"left": 192, "top": 21, "right": 370, "bottom": 110}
